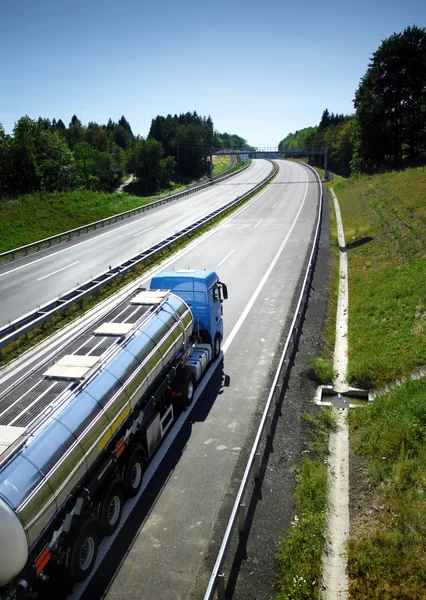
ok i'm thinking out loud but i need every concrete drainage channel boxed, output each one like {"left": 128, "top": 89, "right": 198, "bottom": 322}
{"left": 314, "top": 188, "right": 369, "bottom": 600}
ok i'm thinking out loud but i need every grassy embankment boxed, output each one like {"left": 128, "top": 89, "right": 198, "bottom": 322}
{"left": 0, "top": 190, "right": 153, "bottom": 253}
{"left": 335, "top": 167, "right": 426, "bottom": 599}
{"left": 0, "top": 155, "right": 236, "bottom": 254}
{"left": 212, "top": 154, "right": 232, "bottom": 173}
{"left": 274, "top": 166, "right": 426, "bottom": 599}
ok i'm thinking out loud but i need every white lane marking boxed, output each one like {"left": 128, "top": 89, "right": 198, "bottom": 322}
{"left": 254, "top": 219, "right": 263, "bottom": 229}
{"left": 36, "top": 261, "right": 80, "bottom": 281}
{"left": 218, "top": 249, "right": 235, "bottom": 267}
{"left": 223, "top": 167, "right": 309, "bottom": 354}
{"left": 272, "top": 203, "right": 277, "bottom": 208}
{"left": 282, "top": 191, "right": 286, "bottom": 196}
{"left": 133, "top": 226, "right": 155, "bottom": 237}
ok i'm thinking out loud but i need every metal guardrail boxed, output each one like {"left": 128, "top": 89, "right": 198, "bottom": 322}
{"left": 0, "top": 162, "right": 250, "bottom": 263}
{"left": 203, "top": 163, "right": 323, "bottom": 600}
{"left": 0, "top": 162, "right": 276, "bottom": 353}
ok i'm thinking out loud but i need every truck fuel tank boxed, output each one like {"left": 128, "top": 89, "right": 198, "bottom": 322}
{"left": 185, "top": 344, "right": 212, "bottom": 382}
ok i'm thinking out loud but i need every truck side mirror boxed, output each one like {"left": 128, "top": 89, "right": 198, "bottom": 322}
{"left": 220, "top": 283, "right": 228, "bottom": 300}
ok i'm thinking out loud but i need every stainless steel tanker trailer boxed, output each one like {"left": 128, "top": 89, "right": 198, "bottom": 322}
{"left": 0, "top": 269, "right": 227, "bottom": 599}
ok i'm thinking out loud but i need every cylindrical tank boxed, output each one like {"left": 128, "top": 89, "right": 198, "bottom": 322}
{"left": 0, "top": 498, "right": 28, "bottom": 586}
{"left": 0, "top": 293, "right": 193, "bottom": 587}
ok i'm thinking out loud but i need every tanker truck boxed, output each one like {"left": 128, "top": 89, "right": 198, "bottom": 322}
{"left": 0, "top": 269, "right": 228, "bottom": 599}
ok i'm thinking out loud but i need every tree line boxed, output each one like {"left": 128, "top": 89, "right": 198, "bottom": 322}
{"left": 278, "top": 25, "right": 426, "bottom": 176}
{"left": 0, "top": 111, "right": 247, "bottom": 199}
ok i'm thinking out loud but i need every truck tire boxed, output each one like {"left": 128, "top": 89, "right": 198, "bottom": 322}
{"left": 123, "top": 446, "right": 146, "bottom": 498}
{"left": 182, "top": 372, "right": 195, "bottom": 407}
{"left": 173, "top": 371, "right": 196, "bottom": 410}
{"left": 213, "top": 334, "right": 221, "bottom": 360}
{"left": 99, "top": 479, "right": 124, "bottom": 535}
{"left": 67, "top": 515, "right": 101, "bottom": 582}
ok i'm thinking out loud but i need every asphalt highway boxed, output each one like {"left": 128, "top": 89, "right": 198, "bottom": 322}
{"left": 0, "top": 160, "right": 272, "bottom": 327}
{"left": 62, "top": 160, "right": 322, "bottom": 600}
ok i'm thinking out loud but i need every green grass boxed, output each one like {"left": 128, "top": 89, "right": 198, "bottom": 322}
{"left": 333, "top": 167, "right": 426, "bottom": 389}
{"left": 274, "top": 409, "right": 336, "bottom": 600}
{"left": 212, "top": 155, "right": 231, "bottom": 173}
{"left": 308, "top": 357, "right": 336, "bottom": 384}
{"left": 348, "top": 379, "right": 426, "bottom": 599}
{"left": 0, "top": 189, "right": 156, "bottom": 253}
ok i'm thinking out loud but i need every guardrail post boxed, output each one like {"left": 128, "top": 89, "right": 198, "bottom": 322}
{"left": 239, "top": 503, "right": 246, "bottom": 533}
{"left": 217, "top": 573, "right": 226, "bottom": 600}
{"left": 282, "top": 358, "right": 289, "bottom": 380}
{"left": 266, "top": 414, "right": 272, "bottom": 437}
{"left": 274, "top": 388, "right": 280, "bottom": 406}
{"left": 254, "top": 452, "right": 261, "bottom": 480}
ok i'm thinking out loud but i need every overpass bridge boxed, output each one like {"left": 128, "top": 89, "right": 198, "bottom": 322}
{"left": 210, "top": 146, "right": 329, "bottom": 180}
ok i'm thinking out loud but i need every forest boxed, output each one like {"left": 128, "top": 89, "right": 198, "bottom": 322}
{"left": 279, "top": 25, "right": 426, "bottom": 177}
{"left": 0, "top": 111, "right": 250, "bottom": 200}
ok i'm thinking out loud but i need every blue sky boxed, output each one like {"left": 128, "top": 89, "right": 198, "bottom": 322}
{"left": 1, "top": 0, "right": 425, "bottom": 146}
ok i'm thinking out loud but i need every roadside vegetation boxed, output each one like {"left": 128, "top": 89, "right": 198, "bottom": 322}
{"left": 0, "top": 190, "right": 154, "bottom": 253}
{"left": 348, "top": 379, "right": 426, "bottom": 599}
{"left": 335, "top": 167, "right": 426, "bottom": 389}
{"left": 275, "top": 409, "right": 336, "bottom": 600}
{"left": 335, "top": 166, "right": 426, "bottom": 598}
{"left": 212, "top": 155, "right": 231, "bottom": 173}
{"left": 278, "top": 163, "right": 426, "bottom": 600}
{"left": 0, "top": 112, "right": 251, "bottom": 201}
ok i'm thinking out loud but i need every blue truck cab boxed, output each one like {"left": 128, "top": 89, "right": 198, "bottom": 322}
{"left": 149, "top": 269, "right": 228, "bottom": 359}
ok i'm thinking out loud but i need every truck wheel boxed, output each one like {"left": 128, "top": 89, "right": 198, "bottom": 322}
{"left": 67, "top": 515, "right": 101, "bottom": 582}
{"left": 173, "top": 371, "right": 196, "bottom": 410}
{"left": 213, "top": 334, "right": 221, "bottom": 360}
{"left": 99, "top": 479, "right": 124, "bottom": 535}
{"left": 183, "top": 373, "right": 195, "bottom": 407}
{"left": 123, "top": 446, "right": 146, "bottom": 498}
